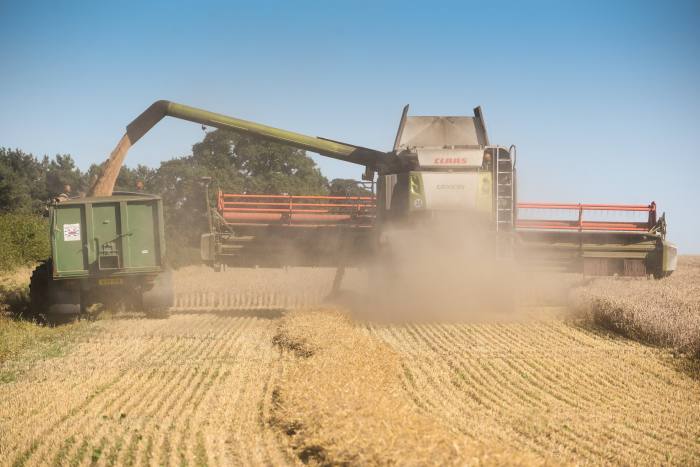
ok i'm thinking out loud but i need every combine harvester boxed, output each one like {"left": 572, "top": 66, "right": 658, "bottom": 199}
{"left": 86, "top": 100, "right": 676, "bottom": 306}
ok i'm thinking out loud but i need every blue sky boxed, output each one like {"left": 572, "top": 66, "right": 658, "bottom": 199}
{"left": 1, "top": 0, "right": 699, "bottom": 252}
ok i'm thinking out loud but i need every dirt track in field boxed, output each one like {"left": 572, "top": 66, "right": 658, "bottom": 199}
{"left": 2, "top": 268, "right": 699, "bottom": 465}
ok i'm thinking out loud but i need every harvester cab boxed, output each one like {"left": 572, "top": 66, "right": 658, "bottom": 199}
{"left": 375, "top": 106, "right": 515, "bottom": 265}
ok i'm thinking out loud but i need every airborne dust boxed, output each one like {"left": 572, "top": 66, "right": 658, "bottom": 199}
{"left": 332, "top": 215, "right": 573, "bottom": 323}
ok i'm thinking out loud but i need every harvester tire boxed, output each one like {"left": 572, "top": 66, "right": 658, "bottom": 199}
{"left": 142, "top": 269, "right": 174, "bottom": 319}
{"left": 29, "top": 260, "right": 81, "bottom": 324}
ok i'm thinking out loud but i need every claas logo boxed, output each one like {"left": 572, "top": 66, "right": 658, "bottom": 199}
{"left": 433, "top": 157, "right": 469, "bottom": 164}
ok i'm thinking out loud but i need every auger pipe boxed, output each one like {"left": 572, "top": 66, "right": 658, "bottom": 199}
{"left": 89, "top": 100, "right": 399, "bottom": 196}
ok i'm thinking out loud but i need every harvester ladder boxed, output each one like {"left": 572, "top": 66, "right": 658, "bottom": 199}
{"left": 494, "top": 147, "right": 515, "bottom": 258}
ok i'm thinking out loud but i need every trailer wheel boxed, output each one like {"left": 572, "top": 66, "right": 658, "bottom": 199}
{"left": 29, "top": 260, "right": 81, "bottom": 324}
{"left": 142, "top": 269, "right": 174, "bottom": 319}
{"left": 29, "top": 262, "right": 49, "bottom": 321}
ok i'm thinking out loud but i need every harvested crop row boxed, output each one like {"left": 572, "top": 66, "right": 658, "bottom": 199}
{"left": 0, "top": 312, "right": 294, "bottom": 466}
{"left": 270, "top": 309, "right": 537, "bottom": 465}
{"left": 369, "top": 315, "right": 700, "bottom": 465}
{"left": 171, "top": 266, "right": 368, "bottom": 311}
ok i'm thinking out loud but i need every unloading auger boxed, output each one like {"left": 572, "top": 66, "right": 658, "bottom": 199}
{"left": 90, "top": 100, "right": 677, "bottom": 279}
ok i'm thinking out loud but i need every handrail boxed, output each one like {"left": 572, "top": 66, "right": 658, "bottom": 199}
{"left": 516, "top": 202, "right": 657, "bottom": 232}
{"left": 217, "top": 191, "right": 376, "bottom": 227}
{"left": 517, "top": 202, "right": 653, "bottom": 211}
{"left": 220, "top": 193, "right": 375, "bottom": 201}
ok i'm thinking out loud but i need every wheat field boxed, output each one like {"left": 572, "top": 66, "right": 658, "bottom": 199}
{"left": 573, "top": 256, "right": 700, "bottom": 356}
{"left": 1, "top": 265, "right": 699, "bottom": 466}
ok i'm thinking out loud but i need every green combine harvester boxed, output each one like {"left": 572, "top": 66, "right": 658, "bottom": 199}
{"left": 109, "top": 100, "right": 674, "bottom": 279}
{"left": 31, "top": 100, "right": 677, "bottom": 321}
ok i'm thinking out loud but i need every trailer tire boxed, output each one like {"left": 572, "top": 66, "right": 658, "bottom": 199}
{"left": 29, "top": 260, "right": 81, "bottom": 324}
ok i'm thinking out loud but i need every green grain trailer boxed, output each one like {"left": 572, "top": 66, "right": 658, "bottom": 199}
{"left": 29, "top": 193, "right": 173, "bottom": 321}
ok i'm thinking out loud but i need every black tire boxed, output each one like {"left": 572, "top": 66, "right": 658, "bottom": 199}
{"left": 29, "top": 260, "right": 81, "bottom": 324}
{"left": 29, "top": 261, "right": 49, "bottom": 321}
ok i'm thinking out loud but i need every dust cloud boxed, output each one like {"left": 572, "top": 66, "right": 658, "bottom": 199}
{"left": 335, "top": 215, "right": 573, "bottom": 323}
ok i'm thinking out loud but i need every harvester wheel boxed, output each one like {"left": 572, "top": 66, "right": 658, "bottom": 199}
{"left": 142, "top": 269, "right": 174, "bottom": 319}
{"left": 29, "top": 260, "right": 81, "bottom": 324}
{"left": 653, "top": 270, "right": 672, "bottom": 280}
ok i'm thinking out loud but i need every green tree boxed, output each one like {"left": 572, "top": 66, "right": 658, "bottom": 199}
{"left": 45, "top": 154, "right": 84, "bottom": 196}
{"left": 191, "top": 129, "right": 328, "bottom": 195}
{"left": 329, "top": 178, "right": 373, "bottom": 197}
{"left": 0, "top": 148, "right": 48, "bottom": 213}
